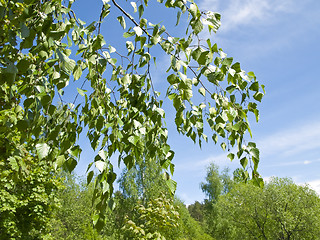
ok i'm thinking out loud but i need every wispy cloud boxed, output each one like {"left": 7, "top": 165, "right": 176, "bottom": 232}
{"left": 257, "top": 121, "right": 320, "bottom": 160}
{"left": 267, "top": 159, "right": 320, "bottom": 168}
{"left": 176, "top": 152, "right": 240, "bottom": 173}
{"left": 200, "top": 0, "right": 300, "bottom": 32}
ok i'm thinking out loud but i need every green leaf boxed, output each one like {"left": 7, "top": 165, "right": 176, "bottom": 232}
{"left": 247, "top": 71, "right": 256, "bottom": 80}
{"left": 8, "top": 157, "right": 19, "bottom": 171}
{"left": 191, "top": 18, "right": 203, "bottom": 35}
{"left": 182, "top": 89, "right": 193, "bottom": 100}
{"left": 191, "top": 47, "right": 202, "bottom": 61}
{"left": 95, "top": 160, "right": 106, "bottom": 172}
{"left": 231, "top": 62, "right": 241, "bottom": 72}
{"left": 120, "top": 74, "right": 131, "bottom": 85}
{"left": 189, "top": 3, "right": 198, "bottom": 18}
{"left": 222, "top": 57, "right": 233, "bottom": 67}
{"left": 36, "top": 143, "right": 50, "bottom": 160}
{"left": 77, "top": 88, "right": 87, "bottom": 96}
{"left": 130, "top": 1, "right": 137, "bottom": 12}
{"left": 17, "top": 59, "right": 30, "bottom": 73}
{"left": 167, "top": 74, "right": 179, "bottom": 84}
{"left": 138, "top": 4, "right": 144, "bottom": 18}
{"left": 227, "top": 153, "right": 235, "bottom": 161}
{"left": 54, "top": 155, "right": 65, "bottom": 170}
{"left": 133, "top": 26, "right": 143, "bottom": 36}
{"left": 253, "top": 92, "right": 264, "bottom": 102}
{"left": 198, "top": 87, "right": 206, "bottom": 96}
{"left": 87, "top": 170, "right": 94, "bottom": 184}
{"left": 249, "top": 82, "right": 259, "bottom": 91}
{"left": 198, "top": 51, "right": 212, "bottom": 65}
{"left": 176, "top": 11, "right": 182, "bottom": 26}
{"left": 155, "top": 107, "right": 165, "bottom": 117}
{"left": 117, "top": 16, "right": 126, "bottom": 29}
{"left": 73, "top": 65, "right": 82, "bottom": 80}
{"left": 20, "top": 23, "right": 30, "bottom": 38}
{"left": 56, "top": 48, "right": 75, "bottom": 72}
{"left": 17, "top": 120, "right": 29, "bottom": 131}
{"left": 221, "top": 142, "right": 227, "bottom": 151}
{"left": 163, "top": 173, "right": 177, "bottom": 195}
{"left": 250, "top": 147, "right": 260, "bottom": 160}
{"left": 128, "top": 135, "right": 139, "bottom": 145}
{"left": 69, "top": 146, "right": 81, "bottom": 158}
{"left": 98, "top": 150, "right": 107, "bottom": 161}
{"left": 240, "top": 157, "right": 248, "bottom": 168}
{"left": 126, "top": 41, "right": 134, "bottom": 54}
{"left": 232, "top": 121, "right": 242, "bottom": 131}
{"left": 92, "top": 34, "right": 106, "bottom": 51}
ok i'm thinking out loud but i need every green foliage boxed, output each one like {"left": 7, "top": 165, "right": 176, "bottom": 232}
{"left": 188, "top": 201, "right": 205, "bottom": 222}
{"left": 122, "top": 193, "right": 180, "bottom": 239}
{"left": 213, "top": 178, "right": 320, "bottom": 239}
{"left": 47, "top": 174, "right": 204, "bottom": 240}
{"left": 118, "top": 157, "right": 169, "bottom": 203}
{"left": 0, "top": 154, "right": 61, "bottom": 239}
{"left": 47, "top": 174, "right": 104, "bottom": 240}
{"left": 175, "top": 199, "right": 214, "bottom": 240}
{"left": 1, "top": 0, "right": 264, "bottom": 231}
{"left": 198, "top": 166, "right": 320, "bottom": 239}
{"left": 200, "top": 163, "right": 234, "bottom": 202}
{"left": 197, "top": 163, "right": 235, "bottom": 237}
{"left": 0, "top": 107, "right": 61, "bottom": 239}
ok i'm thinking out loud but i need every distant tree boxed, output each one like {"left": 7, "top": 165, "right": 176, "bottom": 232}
{"left": 115, "top": 153, "right": 211, "bottom": 239}
{"left": 118, "top": 156, "right": 169, "bottom": 203}
{"left": 175, "top": 199, "right": 214, "bottom": 240}
{"left": 48, "top": 173, "right": 121, "bottom": 240}
{"left": 214, "top": 178, "right": 320, "bottom": 239}
{"left": 188, "top": 201, "right": 205, "bottom": 222}
{"left": 199, "top": 163, "right": 234, "bottom": 236}
{"left": 47, "top": 173, "right": 102, "bottom": 240}
{"left": 200, "top": 163, "right": 233, "bottom": 203}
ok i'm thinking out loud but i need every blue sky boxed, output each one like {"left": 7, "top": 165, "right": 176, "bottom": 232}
{"left": 73, "top": 0, "right": 320, "bottom": 205}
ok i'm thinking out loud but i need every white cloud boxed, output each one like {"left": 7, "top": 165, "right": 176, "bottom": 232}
{"left": 263, "top": 175, "right": 273, "bottom": 183}
{"left": 266, "top": 159, "right": 320, "bottom": 168}
{"left": 199, "top": 0, "right": 300, "bottom": 32}
{"left": 257, "top": 121, "right": 320, "bottom": 159}
{"left": 306, "top": 179, "right": 320, "bottom": 195}
{"left": 194, "top": 153, "right": 234, "bottom": 168}
{"left": 176, "top": 152, "right": 239, "bottom": 172}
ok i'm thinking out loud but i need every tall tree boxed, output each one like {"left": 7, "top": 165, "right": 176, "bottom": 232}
{"left": 118, "top": 157, "right": 169, "bottom": 203}
{"left": 199, "top": 163, "right": 234, "bottom": 236}
{"left": 1, "top": 0, "right": 264, "bottom": 229}
{"left": 48, "top": 173, "right": 104, "bottom": 240}
{"left": 200, "top": 163, "right": 233, "bottom": 203}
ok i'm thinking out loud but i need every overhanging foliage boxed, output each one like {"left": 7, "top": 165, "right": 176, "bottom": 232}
{"left": 0, "top": 0, "right": 264, "bottom": 230}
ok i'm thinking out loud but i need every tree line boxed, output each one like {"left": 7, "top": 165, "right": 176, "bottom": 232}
{"left": 3, "top": 157, "right": 318, "bottom": 239}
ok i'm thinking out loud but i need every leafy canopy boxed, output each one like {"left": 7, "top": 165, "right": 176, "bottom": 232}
{"left": 214, "top": 178, "right": 320, "bottom": 239}
{"left": 1, "top": 0, "right": 264, "bottom": 229}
